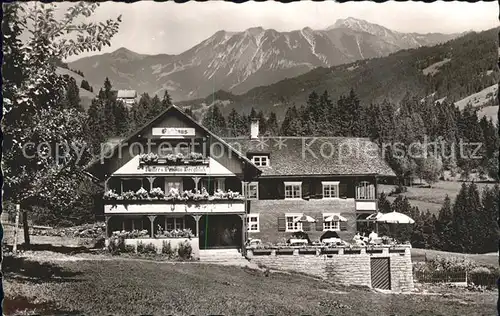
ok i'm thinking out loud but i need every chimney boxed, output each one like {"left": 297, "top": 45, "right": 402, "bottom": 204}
{"left": 250, "top": 118, "right": 259, "bottom": 139}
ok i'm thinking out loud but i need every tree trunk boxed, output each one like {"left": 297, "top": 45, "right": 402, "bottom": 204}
{"left": 22, "top": 210, "right": 30, "bottom": 245}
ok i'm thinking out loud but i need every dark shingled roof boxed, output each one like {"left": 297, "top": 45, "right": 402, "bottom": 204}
{"left": 223, "top": 137, "right": 396, "bottom": 177}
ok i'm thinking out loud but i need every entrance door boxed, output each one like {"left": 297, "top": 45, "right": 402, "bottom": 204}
{"left": 370, "top": 257, "right": 391, "bottom": 290}
{"left": 199, "top": 215, "right": 242, "bottom": 249}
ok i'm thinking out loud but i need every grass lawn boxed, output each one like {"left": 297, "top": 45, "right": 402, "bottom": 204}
{"left": 379, "top": 181, "right": 497, "bottom": 215}
{"left": 3, "top": 253, "right": 497, "bottom": 316}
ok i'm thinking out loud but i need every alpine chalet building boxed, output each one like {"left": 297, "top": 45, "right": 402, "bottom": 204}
{"left": 87, "top": 105, "right": 396, "bottom": 254}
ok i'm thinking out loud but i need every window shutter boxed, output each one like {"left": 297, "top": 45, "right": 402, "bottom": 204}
{"left": 278, "top": 215, "right": 286, "bottom": 232}
{"left": 340, "top": 220, "right": 347, "bottom": 231}
{"left": 302, "top": 181, "right": 310, "bottom": 199}
{"left": 315, "top": 215, "right": 324, "bottom": 231}
{"left": 339, "top": 183, "right": 348, "bottom": 198}
{"left": 303, "top": 222, "right": 311, "bottom": 231}
{"left": 277, "top": 181, "right": 285, "bottom": 199}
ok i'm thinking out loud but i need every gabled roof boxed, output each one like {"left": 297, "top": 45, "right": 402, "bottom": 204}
{"left": 85, "top": 105, "right": 262, "bottom": 179}
{"left": 223, "top": 136, "right": 396, "bottom": 177}
{"left": 117, "top": 90, "right": 137, "bottom": 98}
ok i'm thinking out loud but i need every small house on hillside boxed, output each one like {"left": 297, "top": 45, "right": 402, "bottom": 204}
{"left": 116, "top": 90, "right": 137, "bottom": 107}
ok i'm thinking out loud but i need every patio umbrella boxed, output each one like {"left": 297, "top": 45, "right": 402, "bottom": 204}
{"left": 324, "top": 214, "right": 347, "bottom": 222}
{"left": 376, "top": 211, "right": 415, "bottom": 241}
{"left": 320, "top": 230, "right": 340, "bottom": 241}
{"left": 376, "top": 211, "right": 415, "bottom": 224}
{"left": 293, "top": 214, "right": 316, "bottom": 223}
{"left": 366, "top": 212, "right": 383, "bottom": 233}
{"left": 366, "top": 212, "right": 383, "bottom": 221}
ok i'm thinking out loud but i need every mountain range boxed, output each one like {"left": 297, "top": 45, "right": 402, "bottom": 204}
{"left": 68, "top": 17, "right": 461, "bottom": 101}
{"left": 177, "top": 27, "right": 498, "bottom": 123}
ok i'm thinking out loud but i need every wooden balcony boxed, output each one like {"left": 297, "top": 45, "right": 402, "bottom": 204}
{"left": 355, "top": 200, "right": 377, "bottom": 212}
{"left": 104, "top": 199, "right": 245, "bottom": 214}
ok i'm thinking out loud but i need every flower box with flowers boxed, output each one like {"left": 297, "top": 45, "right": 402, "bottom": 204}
{"left": 154, "top": 226, "right": 195, "bottom": 239}
{"left": 112, "top": 229, "right": 149, "bottom": 239}
{"left": 138, "top": 153, "right": 159, "bottom": 165}
{"left": 103, "top": 187, "right": 245, "bottom": 205}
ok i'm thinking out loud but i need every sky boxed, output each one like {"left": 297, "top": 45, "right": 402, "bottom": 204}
{"left": 60, "top": 1, "right": 498, "bottom": 61}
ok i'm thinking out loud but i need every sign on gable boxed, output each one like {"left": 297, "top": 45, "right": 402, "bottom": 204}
{"left": 152, "top": 127, "right": 196, "bottom": 137}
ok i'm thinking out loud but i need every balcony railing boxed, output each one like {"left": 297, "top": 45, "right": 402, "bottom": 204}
{"left": 355, "top": 200, "right": 377, "bottom": 211}
{"left": 104, "top": 187, "right": 245, "bottom": 214}
{"left": 104, "top": 199, "right": 245, "bottom": 214}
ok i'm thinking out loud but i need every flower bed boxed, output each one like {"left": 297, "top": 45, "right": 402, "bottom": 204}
{"left": 154, "top": 226, "right": 194, "bottom": 239}
{"left": 103, "top": 187, "right": 244, "bottom": 202}
{"left": 30, "top": 223, "right": 106, "bottom": 239}
{"left": 111, "top": 230, "right": 149, "bottom": 239}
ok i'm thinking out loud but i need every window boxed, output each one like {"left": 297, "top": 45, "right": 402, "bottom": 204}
{"left": 252, "top": 155, "right": 269, "bottom": 167}
{"left": 243, "top": 182, "right": 259, "bottom": 200}
{"left": 356, "top": 181, "right": 375, "bottom": 200}
{"left": 214, "top": 178, "right": 225, "bottom": 192}
{"left": 166, "top": 217, "right": 185, "bottom": 230}
{"left": 323, "top": 213, "right": 340, "bottom": 231}
{"left": 121, "top": 178, "right": 144, "bottom": 193}
{"left": 322, "top": 181, "right": 340, "bottom": 199}
{"left": 284, "top": 182, "right": 302, "bottom": 199}
{"left": 285, "top": 214, "right": 303, "bottom": 232}
{"left": 123, "top": 217, "right": 146, "bottom": 231}
{"left": 165, "top": 177, "right": 183, "bottom": 194}
{"left": 247, "top": 214, "right": 260, "bottom": 232}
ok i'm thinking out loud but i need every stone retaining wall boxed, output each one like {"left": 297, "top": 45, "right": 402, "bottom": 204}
{"left": 246, "top": 247, "right": 414, "bottom": 292}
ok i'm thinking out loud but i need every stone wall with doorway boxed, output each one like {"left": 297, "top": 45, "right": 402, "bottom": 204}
{"left": 246, "top": 247, "right": 414, "bottom": 292}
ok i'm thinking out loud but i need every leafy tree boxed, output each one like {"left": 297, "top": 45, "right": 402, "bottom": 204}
{"left": 417, "top": 155, "right": 443, "bottom": 187}
{"left": 2, "top": 2, "right": 121, "bottom": 244}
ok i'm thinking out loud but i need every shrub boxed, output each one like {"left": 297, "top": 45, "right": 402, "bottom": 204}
{"left": 107, "top": 235, "right": 125, "bottom": 255}
{"left": 136, "top": 241, "right": 145, "bottom": 253}
{"left": 162, "top": 240, "right": 176, "bottom": 258}
{"left": 124, "top": 245, "right": 136, "bottom": 253}
{"left": 177, "top": 240, "right": 193, "bottom": 260}
{"left": 426, "top": 256, "right": 478, "bottom": 273}
{"left": 143, "top": 243, "right": 157, "bottom": 254}
{"left": 469, "top": 266, "right": 492, "bottom": 275}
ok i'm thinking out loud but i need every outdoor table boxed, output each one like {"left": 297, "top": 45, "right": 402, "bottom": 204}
{"left": 248, "top": 238, "right": 262, "bottom": 245}
{"left": 289, "top": 238, "right": 308, "bottom": 246}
